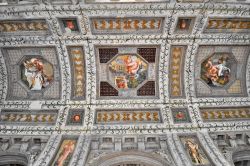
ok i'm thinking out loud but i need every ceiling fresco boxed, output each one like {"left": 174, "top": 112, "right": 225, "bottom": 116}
{"left": 0, "top": 0, "right": 249, "bottom": 166}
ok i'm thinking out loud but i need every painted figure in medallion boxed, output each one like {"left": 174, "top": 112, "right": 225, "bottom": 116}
{"left": 201, "top": 54, "right": 231, "bottom": 87}
{"left": 109, "top": 55, "right": 148, "bottom": 89}
{"left": 22, "top": 58, "right": 53, "bottom": 90}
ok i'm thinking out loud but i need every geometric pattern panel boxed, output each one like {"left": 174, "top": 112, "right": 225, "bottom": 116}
{"left": 194, "top": 45, "right": 249, "bottom": 97}
{"left": 51, "top": 138, "right": 78, "bottom": 166}
{"left": 68, "top": 46, "right": 85, "bottom": 99}
{"left": 96, "top": 46, "right": 159, "bottom": 99}
{"left": 171, "top": 108, "right": 191, "bottom": 123}
{"left": 169, "top": 46, "right": 186, "bottom": 98}
{"left": 137, "top": 48, "right": 156, "bottom": 63}
{"left": 99, "top": 48, "right": 119, "bottom": 63}
{"left": 0, "top": 19, "right": 50, "bottom": 35}
{"left": 95, "top": 109, "right": 162, "bottom": 124}
{"left": 179, "top": 136, "right": 210, "bottom": 165}
{"left": 91, "top": 17, "right": 164, "bottom": 34}
{"left": 66, "top": 109, "right": 84, "bottom": 125}
{"left": 227, "top": 80, "right": 242, "bottom": 94}
{"left": 137, "top": 81, "right": 155, "bottom": 96}
{"left": 100, "top": 82, "right": 119, "bottom": 96}
{"left": 204, "top": 18, "right": 250, "bottom": 33}
{"left": 2, "top": 47, "right": 61, "bottom": 100}
{"left": 0, "top": 110, "right": 58, "bottom": 125}
{"left": 200, "top": 107, "right": 250, "bottom": 122}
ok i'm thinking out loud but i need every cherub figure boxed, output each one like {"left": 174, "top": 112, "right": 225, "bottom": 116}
{"left": 205, "top": 58, "right": 219, "bottom": 82}
{"left": 124, "top": 55, "right": 140, "bottom": 75}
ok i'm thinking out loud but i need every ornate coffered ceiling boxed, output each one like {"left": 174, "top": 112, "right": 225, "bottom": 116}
{"left": 0, "top": 0, "right": 249, "bottom": 165}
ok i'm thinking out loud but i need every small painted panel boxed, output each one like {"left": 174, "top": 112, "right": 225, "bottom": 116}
{"left": 0, "top": 110, "right": 58, "bottom": 125}
{"left": 180, "top": 136, "right": 210, "bottom": 165}
{"left": 200, "top": 53, "right": 234, "bottom": 87}
{"left": 175, "top": 18, "right": 195, "bottom": 34}
{"left": 204, "top": 18, "right": 250, "bottom": 33}
{"left": 66, "top": 110, "right": 84, "bottom": 125}
{"left": 68, "top": 47, "right": 85, "bottom": 99}
{"left": 169, "top": 46, "right": 186, "bottom": 97}
{"left": 172, "top": 108, "right": 191, "bottom": 123}
{"left": 52, "top": 139, "right": 77, "bottom": 166}
{"left": 0, "top": 19, "right": 49, "bottom": 34}
{"left": 59, "top": 18, "right": 80, "bottom": 34}
{"left": 109, "top": 54, "right": 148, "bottom": 89}
{"left": 21, "top": 57, "right": 54, "bottom": 91}
{"left": 95, "top": 109, "right": 161, "bottom": 124}
{"left": 200, "top": 107, "right": 250, "bottom": 122}
{"left": 91, "top": 17, "right": 164, "bottom": 34}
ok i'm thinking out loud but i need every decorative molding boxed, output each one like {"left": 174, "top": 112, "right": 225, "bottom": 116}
{"left": 209, "top": 131, "right": 250, "bottom": 165}
{"left": 90, "top": 17, "right": 164, "bottom": 34}
{"left": 200, "top": 107, "right": 250, "bottom": 122}
{"left": 204, "top": 18, "right": 250, "bottom": 33}
{"left": 69, "top": 135, "right": 91, "bottom": 166}
{"left": 169, "top": 46, "right": 186, "bottom": 98}
{"left": 201, "top": 132, "right": 231, "bottom": 166}
{"left": 95, "top": 109, "right": 162, "bottom": 124}
{"left": 0, "top": 19, "right": 50, "bottom": 35}
{"left": 0, "top": 109, "right": 58, "bottom": 125}
{"left": 33, "top": 134, "right": 62, "bottom": 166}
{"left": 68, "top": 46, "right": 86, "bottom": 100}
{"left": 0, "top": 135, "right": 49, "bottom": 165}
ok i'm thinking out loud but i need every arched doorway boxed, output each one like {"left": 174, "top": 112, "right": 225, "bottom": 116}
{"left": 234, "top": 160, "right": 250, "bottom": 166}
{"left": 0, "top": 153, "right": 28, "bottom": 166}
{"left": 233, "top": 150, "right": 250, "bottom": 166}
{"left": 90, "top": 151, "right": 172, "bottom": 166}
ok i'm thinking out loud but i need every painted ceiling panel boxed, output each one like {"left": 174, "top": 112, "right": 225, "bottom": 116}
{"left": 0, "top": 0, "right": 249, "bottom": 166}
